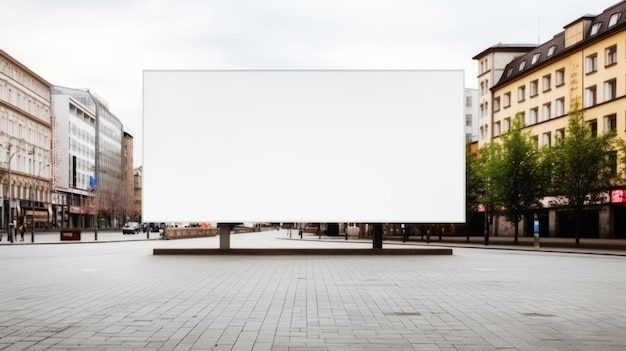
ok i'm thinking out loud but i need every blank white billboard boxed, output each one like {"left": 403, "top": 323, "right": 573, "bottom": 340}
{"left": 143, "top": 70, "right": 464, "bottom": 223}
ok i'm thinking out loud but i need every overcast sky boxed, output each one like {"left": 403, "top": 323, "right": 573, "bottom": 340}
{"left": 1, "top": 0, "right": 621, "bottom": 167}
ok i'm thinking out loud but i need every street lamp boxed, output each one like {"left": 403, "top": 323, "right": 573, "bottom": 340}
{"left": 30, "top": 164, "right": 50, "bottom": 242}
{"left": 2, "top": 143, "right": 19, "bottom": 244}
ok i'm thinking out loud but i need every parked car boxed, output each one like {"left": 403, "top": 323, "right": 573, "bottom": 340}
{"left": 122, "top": 221, "right": 141, "bottom": 234}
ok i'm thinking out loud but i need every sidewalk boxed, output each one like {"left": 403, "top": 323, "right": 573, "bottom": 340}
{"left": 0, "top": 229, "right": 162, "bottom": 244}
{"left": 295, "top": 233, "right": 626, "bottom": 256}
{"left": 3, "top": 228, "right": 626, "bottom": 256}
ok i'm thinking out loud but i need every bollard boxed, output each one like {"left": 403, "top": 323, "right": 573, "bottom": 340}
{"left": 533, "top": 217, "right": 540, "bottom": 249}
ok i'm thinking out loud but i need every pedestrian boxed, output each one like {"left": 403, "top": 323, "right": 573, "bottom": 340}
{"left": 18, "top": 222, "right": 26, "bottom": 242}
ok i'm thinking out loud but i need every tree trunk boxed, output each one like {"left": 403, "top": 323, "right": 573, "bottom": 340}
{"left": 484, "top": 211, "right": 489, "bottom": 246}
{"left": 575, "top": 211, "right": 581, "bottom": 246}
{"left": 514, "top": 219, "right": 519, "bottom": 245}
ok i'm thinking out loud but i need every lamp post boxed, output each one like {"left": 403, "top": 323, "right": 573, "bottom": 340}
{"left": 31, "top": 164, "right": 50, "bottom": 243}
{"left": 3, "top": 143, "right": 19, "bottom": 244}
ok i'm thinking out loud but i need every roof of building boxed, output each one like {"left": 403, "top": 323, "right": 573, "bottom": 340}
{"left": 0, "top": 49, "right": 52, "bottom": 88}
{"left": 492, "top": 0, "right": 626, "bottom": 90}
{"left": 472, "top": 44, "right": 537, "bottom": 60}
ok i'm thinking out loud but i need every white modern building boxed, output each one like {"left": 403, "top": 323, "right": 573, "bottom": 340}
{"left": 464, "top": 88, "right": 479, "bottom": 143}
{"left": 473, "top": 44, "right": 537, "bottom": 147}
{"left": 0, "top": 49, "right": 53, "bottom": 234}
{"left": 51, "top": 86, "right": 97, "bottom": 228}
{"left": 52, "top": 86, "right": 125, "bottom": 229}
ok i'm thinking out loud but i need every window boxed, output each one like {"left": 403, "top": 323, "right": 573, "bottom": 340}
{"left": 494, "top": 97, "right": 501, "bottom": 112}
{"left": 518, "top": 85, "right": 526, "bottom": 102}
{"left": 503, "top": 117, "right": 511, "bottom": 133}
{"left": 556, "top": 128, "right": 565, "bottom": 139}
{"left": 519, "top": 61, "right": 526, "bottom": 71}
{"left": 531, "top": 135, "right": 539, "bottom": 147}
{"left": 605, "top": 45, "right": 617, "bottom": 66}
{"left": 609, "top": 12, "right": 621, "bottom": 27}
{"left": 547, "top": 45, "right": 557, "bottom": 57}
{"left": 494, "top": 121, "right": 501, "bottom": 137}
{"left": 466, "top": 133, "right": 473, "bottom": 143}
{"left": 466, "top": 114, "right": 472, "bottom": 127}
{"left": 586, "top": 54, "right": 598, "bottom": 73}
{"left": 556, "top": 97, "right": 565, "bottom": 116}
{"left": 605, "top": 114, "right": 617, "bottom": 131}
{"left": 585, "top": 86, "right": 597, "bottom": 107}
{"left": 543, "top": 75, "right": 551, "bottom": 92}
{"left": 542, "top": 103, "right": 551, "bottom": 121}
{"left": 530, "top": 80, "right": 539, "bottom": 97}
{"left": 542, "top": 132, "right": 552, "bottom": 147}
{"left": 529, "top": 108, "right": 538, "bottom": 125}
{"left": 590, "top": 22, "right": 602, "bottom": 36}
{"left": 589, "top": 119, "right": 598, "bottom": 137}
{"left": 507, "top": 67, "right": 513, "bottom": 77}
{"left": 531, "top": 53, "right": 541, "bottom": 65}
{"left": 604, "top": 79, "right": 617, "bottom": 101}
{"left": 503, "top": 92, "right": 511, "bottom": 108}
{"left": 466, "top": 96, "right": 472, "bottom": 107}
{"left": 555, "top": 68, "right": 565, "bottom": 86}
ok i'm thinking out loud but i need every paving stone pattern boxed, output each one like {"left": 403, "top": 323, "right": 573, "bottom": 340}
{"left": 1, "top": 234, "right": 625, "bottom": 350}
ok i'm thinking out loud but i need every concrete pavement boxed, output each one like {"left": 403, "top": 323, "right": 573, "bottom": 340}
{"left": 0, "top": 229, "right": 162, "bottom": 245}
{"left": 1, "top": 230, "right": 626, "bottom": 350}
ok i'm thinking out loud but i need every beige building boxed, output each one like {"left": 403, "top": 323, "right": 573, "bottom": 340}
{"left": 0, "top": 50, "right": 53, "bottom": 234}
{"left": 476, "top": 0, "right": 626, "bottom": 239}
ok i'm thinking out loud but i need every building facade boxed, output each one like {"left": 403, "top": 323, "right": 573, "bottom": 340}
{"left": 473, "top": 44, "right": 537, "bottom": 148}
{"left": 133, "top": 166, "right": 142, "bottom": 222}
{"left": 0, "top": 50, "right": 53, "bottom": 233}
{"left": 122, "top": 131, "right": 136, "bottom": 222}
{"left": 479, "top": 0, "right": 626, "bottom": 239}
{"left": 51, "top": 86, "right": 97, "bottom": 228}
{"left": 464, "top": 88, "right": 479, "bottom": 143}
{"left": 52, "top": 87, "right": 125, "bottom": 229}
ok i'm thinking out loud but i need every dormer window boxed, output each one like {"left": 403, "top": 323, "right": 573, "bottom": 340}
{"left": 519, "top": 61, "right": 526, "bottom": 71}
{"left": 547, "top": 45, "right": 556, "bottom": 57}
{"left": 531, "top": 53, "right": 541, "bottom": 65}
{"left": 609, "top": 12, "right": 621, "bottom": 27}
{"left": 590, "top": 23, "right": 602, "bottom": 35}
{"left": 507, "top": 67, "right": 513, "bottom": 77}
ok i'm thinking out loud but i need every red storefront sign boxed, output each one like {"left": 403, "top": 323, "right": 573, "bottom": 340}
{"left": 610, "top": 189, "right": 626, "bottom": 203}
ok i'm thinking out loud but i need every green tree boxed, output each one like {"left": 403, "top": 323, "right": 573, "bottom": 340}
{"left": 497, "top": 113, "right": 546, "bottom": 244}
{"left": 466, "top": 145, "right": 483, "bottom": 241}
{"left": 548, "top": 106, "right": 621, "bottom": 245}
{"left": 475, "top": 141, "right": 504, "bottom": 245}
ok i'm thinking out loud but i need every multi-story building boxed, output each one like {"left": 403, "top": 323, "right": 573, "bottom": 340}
{"left": 479, "top": 0, "right": 626, "bottom": 239}
{"left": 122, "top": 131, "right": 136, "bottom": 222}
{"left": 473, "top": 44, "right": 537, "bottom": 148}
{"left": 133, "top": 166, "right": 142, "bottom": 221}
{"left": 51, "top": 86, "right": 97, "bottom": 228}
{"left": 464, "top": 88, "right": 479, "bottom": 143}
{"left": 52, "top": 87, "right": 125, "bottom": 229}
{"left": 0, "top": 50, "right": 53, "bottom": 234}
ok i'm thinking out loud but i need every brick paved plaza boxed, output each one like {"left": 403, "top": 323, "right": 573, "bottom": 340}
{"left": 1, "top": 230, "right": 625, "bottom": 351}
